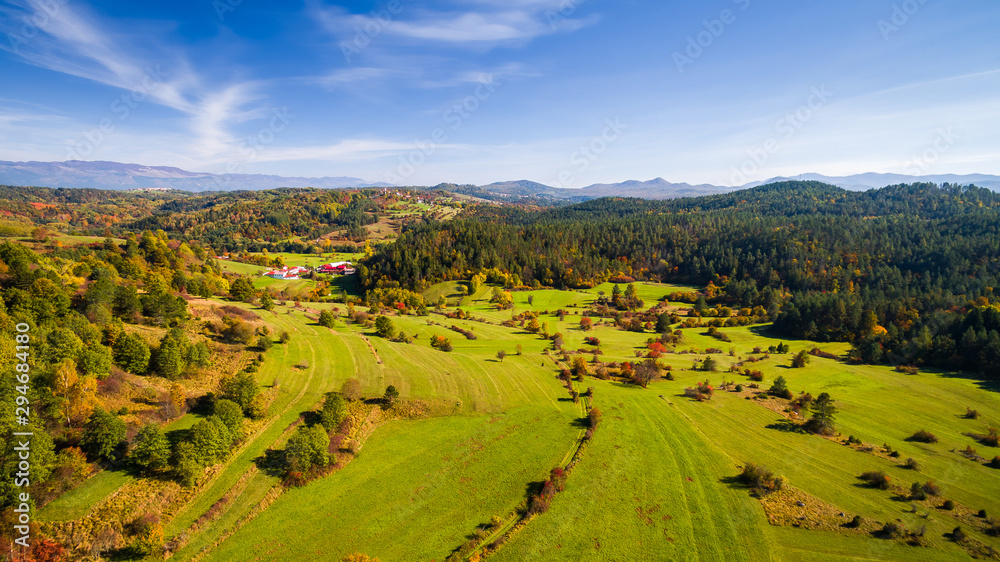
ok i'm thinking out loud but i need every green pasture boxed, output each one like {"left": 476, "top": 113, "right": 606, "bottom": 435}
{"left": 205, "top": 405, "right": 580, "bottom": 561}
{"left": 41, "top": 276, "right": 1000, "bottom": 561}
{"left": 494, "top": 382, "right": 773, "bottom": 561}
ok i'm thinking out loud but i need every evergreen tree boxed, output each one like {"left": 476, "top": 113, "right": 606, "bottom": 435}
{"left": 229, "top": 277, "right": 255, "bottom": 302}
{"left": 172, "top": 441, "right": 202, "bottom": 486}
{"left": 806, "top": 393, "right": 838, "bottom": 435}
{"left": 81, "top": 408, "right": 126, "bottom": 461}
{"left": 130, "top": 424, "right": 170, "bottom": 473}
{"left": 768, "top": 376, "right": 792, "bottom": 399}
{"left": 375, "top": 315, "right": 396, "bottom": 339}
{"left": 260, "top": 291, "right": 275, "bottom": 311}
{"left": 383, "top": 385, "right": 400, "bottom": 405}
{"left": 214, "top": 399, "right": 245, "bottom": 438}
{"left": 114, "top": 333, "right": 151, "bottom": 375}
{"left": 791, "top": 349, "right": 811, "bottom": 368}
{"left": 220, "top": 371, "right": 262, "bottom": 416}
{"left": 155, "top": 333, "right": 186, "bottom": 379}
{"left": 655, "top": 312, "right": 672, "bottom": 333}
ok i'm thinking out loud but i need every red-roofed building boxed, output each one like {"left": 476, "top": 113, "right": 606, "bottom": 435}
{"left": 318, "top": 261, "right": 356, "bottom": 275}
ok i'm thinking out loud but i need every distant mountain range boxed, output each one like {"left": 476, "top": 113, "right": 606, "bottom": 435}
{"left": 0, "top": 160, "right": 391, "bottom": 191}
{"left": 471, "top": 174, "right": 1000, "bottom": 202}
{"left": 742, "top": 173, "right": 1000, "bottom": 192}
{"left": 1, "top": 159, "right": 998, "bottom": 199}
{"left": 462, "top": 178, "right": 728, "bottom": 202}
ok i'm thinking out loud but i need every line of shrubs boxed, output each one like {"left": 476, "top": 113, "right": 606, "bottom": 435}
{"left": 448, "top": 325, "right": 477, "bottom": 340}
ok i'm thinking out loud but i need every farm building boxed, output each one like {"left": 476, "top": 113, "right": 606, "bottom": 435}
{"left": 318, "top": 262, "right": 356, "bottom": 275}
{"left": 263, "top": 266, "right": 310, "bottom": 280}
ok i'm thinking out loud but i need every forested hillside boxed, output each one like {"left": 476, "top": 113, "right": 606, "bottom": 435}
{"left": 360, "top": 182, "right": 1000, "bottom": 375}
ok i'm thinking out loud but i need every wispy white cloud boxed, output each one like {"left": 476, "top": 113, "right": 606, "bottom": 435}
{"left": 0, "top": 0, "right": 261, "bottom": 162}
{"left": 377, "top": 11, "right": 595, "bottom": 43}
{"left": 311, "top": 2, "right": 598, "bottom": 47}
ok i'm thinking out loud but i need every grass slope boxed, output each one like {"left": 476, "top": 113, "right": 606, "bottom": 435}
{"left": 494, "top": 383, "right": 773, "bottom": 561}
{"left": 40, "top": 279, "right": 1000, "bottom": 561}
{"left": 205, "top": 405, "right": 579, "bottom": 561}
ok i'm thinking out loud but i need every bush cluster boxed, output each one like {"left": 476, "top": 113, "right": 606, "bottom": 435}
{"left": 859, "top": 470, "right": 891, "bottom": 490}
{"left": 808, "top": 347, "right": 838, "bottom": 360}
{"left": 737, "top": 463, "right": 785, "bottom": 496}
{"left": 908, "top": 430, "right": 938, "bottom": 444}
{"left": 430, "top": 334, "right": 453, "bottom": 352}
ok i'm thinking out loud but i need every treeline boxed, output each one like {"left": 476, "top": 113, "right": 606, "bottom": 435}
{"left": 0, "top": 185, "right": 457, "bottom": 253}
{"left": 126, "top": 188, "right": 450, "bottom": 251}
{"left": 0, "top": 185, "right": 178, "bottom": 233}
{"left": 361, "top": 182, "right": 1000, "bottom": 376}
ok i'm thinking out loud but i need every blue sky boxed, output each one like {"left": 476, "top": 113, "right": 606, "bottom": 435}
{"left": 0, "top": 0, "right": 998, "bottom": 187}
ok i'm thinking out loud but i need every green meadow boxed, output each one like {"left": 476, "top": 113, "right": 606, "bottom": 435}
{"left": 42, "top": 280, "right": 1000, "bottom": 560}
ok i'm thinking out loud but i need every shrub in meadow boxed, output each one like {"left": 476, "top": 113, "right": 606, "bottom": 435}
{"left": 908, "top": 430, "right": 938, "bottom": 444}
{"left": 859, "top": 471, "right": 891, "bottom": 490}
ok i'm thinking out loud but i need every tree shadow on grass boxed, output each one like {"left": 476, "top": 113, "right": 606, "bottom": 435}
{"left": 103, "top": 546, "right": 147, "bottom": 561}
{"left": 300, "top": 410, "right": 323, "bottom": 427}
{"left": 165, "top": 428, "right": 192, "bottom": 448}
{"left": 187, "top": 393, "right": 215, "bottom": 416}
{"left": 765, "top": 419, "right": 807, "bottom": 434}
{"left": 570, "top": 417, "right": 590, "bottom": 429}
{"left": 933, "top": 369, "right": 1000, "bottom": 395}
{"left": 610, "top": 382, "right": 643, "bottom": 390}
{"left": 719, "top": 475, "right": 747, "bottom": 491}
{"left": 523, "top": 479, "right": 546, "bottom": 501}
{"left": 254, "top": 449, "right": 287, "bottom": 478}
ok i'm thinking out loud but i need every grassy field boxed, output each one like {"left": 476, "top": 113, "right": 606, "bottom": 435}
{"left": 41, "top": 278, "right": 1000, "bottom": 560}
{"left": 170, "top": 297, "right": 582, "bottom": 561}
{"left": 37, "top": 469, "right": 134, "bottom": 522}
{"left": 494, "top": 382, "right": 774, "bottom": 561}
{"left": 166, "top": 306, "right": 348, "bottom": 557}
{"left": 216, "top": 260, "right": 266, "bottom": 276}
{"left": 205, "top": 405, "right": 579, "bottom": 561}
{"left": 414, "top": 282, "right": 1000, "bottom": 558}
